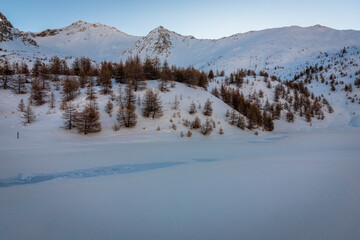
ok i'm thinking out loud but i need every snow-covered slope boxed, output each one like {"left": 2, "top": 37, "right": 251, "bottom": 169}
{"left": 122, "top": 25, "right": 360, "bottom": 75}
{"left": 27, "top": 21, "right": 141, "bottom": 62}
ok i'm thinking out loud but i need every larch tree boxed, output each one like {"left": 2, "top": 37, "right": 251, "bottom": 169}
{"left": 76, "top": 104, "right": 101, "bottom": 134}
{"left": 99, "top": 61, "right": 112, "bottom": 94}
{"left": 17, "top": 99, "right": 25, "bottom": 112}
{"left": 62, "top": 102, "right": 77, "bottom": 130}
{"left": 189, "top": 101, "right": 197, "bottom": 114}
{"left": 203, "top": 99, "right": 213, "bottom": 116}
{"left": 48, "top": 91, "right": 56, "bottom": 109}
{"left": 116, "top": 103, "right": 137, "bottom": 128}
{"left": 104, "top": 99, "right": 114, "bottom": 117}
{"left": 142, "top": 88, "right": 163, "bottom": 118}
{"left": 30, "top": 78, "right": 47, "bottom": 105}
{"left": 2, "top": 61, "right": 13, "bottom": 89}
{"left": 22, "top": 103, "right": 36, "bottom": 124}
{"left": 201, "top": 118, "right": 213, "bottom": 135}
{"left": 62, "top": 77, "right": 79, "bottom": 101}
{"left": 13, "top": 75, "right": 26, "bottom": 94}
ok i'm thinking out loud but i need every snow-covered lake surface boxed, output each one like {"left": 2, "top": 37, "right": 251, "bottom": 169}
{"left": 1, "top": 129, "right": 359, "bottom": 240}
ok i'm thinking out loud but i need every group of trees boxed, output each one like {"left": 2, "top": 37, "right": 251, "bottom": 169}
{"left": 214, "top": 84, "right": 274, "bottom": 131}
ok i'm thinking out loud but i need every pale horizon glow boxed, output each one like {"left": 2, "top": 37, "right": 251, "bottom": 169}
{"left": 2, "top": 0, "right": 360, "bottom": 39}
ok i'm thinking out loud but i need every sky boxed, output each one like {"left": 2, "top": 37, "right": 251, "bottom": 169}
{"left": 2, "top": 0, "right": 360, "bottom": 39}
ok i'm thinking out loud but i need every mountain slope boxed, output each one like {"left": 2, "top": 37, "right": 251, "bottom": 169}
{"left": 28, "top": 20, "right": 141, "bottom": 62}
{"left": 121, "top": 25, "right": 360, "bottom": 75}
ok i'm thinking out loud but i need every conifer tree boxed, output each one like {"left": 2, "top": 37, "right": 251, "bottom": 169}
{"left": 286, "top": 110, "right": 295, "bottom": 123}
{"left": 17, "top": 99, "right": 25, "bottom": 112}
{"left": 142, "top": 88, "right": 163, "bottom": 118}
{"left": 172, "top": 95, "right": 180, "bottom": 110}
{"left": 1, "top": 61, "right": 13, "bottom": 89}
{"left": 48, "top": 91, "right": 56, "bottom": 109}
{"left": 208, "top": 69, "right": 214, "bottom": 80}
{"left": 22, "top": 103, "right": 36, "bottom": 124}
{"left": 99, "top": 61, "right": 112, "bottom": 94}
{"left": 104, "top": 99, "right": 114, "bottom": 117}
{"left": 13, "top": 75, "right": 26, "bottom": 94}
{"left": 123, "top": 83, "right": 136, "bottom": 106}
{"left": 229, "top": 110, "right": 238, "bottom": 125}
{"left": 62, "top": 102, "right": 77, "bottom": 129}
{"left": 189, "top": 101, "right": 197, "bottom": 114}
{"left": 86, "top": 81, "right": 97, "bottom": 101}
{"left": 201, "top": 118, "right": 213, "bottom": 135}
{"left": 191, "top": 116, "right": 201, "bottom": 129}
{"left": 117, "top": 103, "right": 137, "bottom": 128}
{"left": 62, "top": 77, "right": 79, "bottom": 101}
{"left": 262, "top": 111, "right": 274, "bottom": 131}
{"left": 76, "top": 104, "right": 101, "bottom": 134}
{"left": 203, "top": 99, "right": 213, "bottom": 116}
{"left": 30, "top": 78, "right": 47, "bottom": 105}
{"left": 237, "top": 115, "right": 246, "bottom": 130}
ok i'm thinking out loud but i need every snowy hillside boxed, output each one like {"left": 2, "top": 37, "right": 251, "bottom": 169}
{"left": 121, "top": 25, "right": 360, "bottom": 75}
{"left": 1, "top": 11, "right": 360, "bottom": 76}
{"left": 28, "top": 21, "right": 141, "bottom": 62}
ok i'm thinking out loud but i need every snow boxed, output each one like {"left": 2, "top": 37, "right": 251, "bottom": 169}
{"left": 0, "top": 129, "right": 359, "bottom": 240}
{"left": 1, "top": 14, "right": 360, "bottom": 239}
{"left": 0, "top": 75, "right": 360, "bottom": 239}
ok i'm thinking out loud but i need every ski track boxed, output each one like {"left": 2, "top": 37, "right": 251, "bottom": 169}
{"left": 0, "top": 162, "right": 186, "bottom": 187}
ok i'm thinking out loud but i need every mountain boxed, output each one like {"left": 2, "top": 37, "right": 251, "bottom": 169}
{"left": 121, "top": 25, "right": 360, "bottom": 75}
{"left": 0, "top": 12, "right": 37, "bottom": 47}
{"left": 27, "top": 20, "right": 141, "bottom": 62}
{"left": 0, "top": 11, "right": 360, "bottom": 75}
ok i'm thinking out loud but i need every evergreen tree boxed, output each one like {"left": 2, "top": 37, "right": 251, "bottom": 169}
{"left": 262, "top": 111, "right": 274, "bottom": 131}
{"left": 79, "top": 67, "right": 88, "bottom": 88}
{"left": 229, "top": 110, "right": 238, "bottom": 125}
{"left": 201, "top": 118, "right": 213, "bottom": 135}
{"left": 189, "top": 101, "right": 197, "bottom": 114}
{"left": 286, "top": 110, "right": 295, "bottom": 123}
{"left": 22, "top": 103, "right": 36, "bottom": 124}
{"left": 123, "top": 83, "right": 136, "bottom": 106}
{"left": 31, "top": 59, "right": 42, "bottom": 78}
{"left": 219, "top": 127, "right": 224, "bottom": 135}
{"left": 48, "top": 91, "right": 56, "bottom": 109}
{"left": 13, "top": 75, "right": 26, "bottom": 94}
{"left": 208, "top": 69, "right": 214, "bottom": 80}
{"left": 191, "top": 116, "right": 201, "bottom": 129}
{"left": 62, "top": 102, "right": 77, "bottom": 129}
{"left": 30, "top": 78, "right": 47, "bottom": 105}
{"left": 17, "top": 99, "right": 25, "bottom": 112}
{"left": 117, "top": 103, "right": 137, "bottom": 128}
{"left": 142, "top": 88, "right": 163, "bottom": 118}
{"left": 203, "top": 99, "right": 213, "bottom": 116}
{"left": 76, "top": 104, "right": 101, "bottom": 134}
{"left": 198, "top": 71, "right": 208, "bottom": 90}
{"left": 237, "top": 115, "right": 246, "bottom": 130}
{"left": 104, "top": 99, "right": 114, "bottom": 117}
{"left": 114, "top": 61, "right": 125, "bottom": 83}
{"left": 99, "top": 61, "right": 112, "bottom": 94}
{"left": 62, "top": 77, "right": 79, "bottom": 101}
{"left": 86, "top": 79, "right": 97, "bottom": 100}
{"left": 2, "top": 61, "right": 13, "bottom": 89}
{"left": 172, "top": 95, "right": 180, "bottom": 110}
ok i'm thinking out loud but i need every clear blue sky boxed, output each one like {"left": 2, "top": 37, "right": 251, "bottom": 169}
{"left": 2, "top": 0, "right": 360, "bottom": 39}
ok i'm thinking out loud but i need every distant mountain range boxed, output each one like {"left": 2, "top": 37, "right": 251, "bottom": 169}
{"left": 1, "top": 12, "right": 360, "bottom": 75}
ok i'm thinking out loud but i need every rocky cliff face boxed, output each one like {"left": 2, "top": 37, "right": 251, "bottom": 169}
{"left": 0, "top": 12, "right": 37, "bottom": 46}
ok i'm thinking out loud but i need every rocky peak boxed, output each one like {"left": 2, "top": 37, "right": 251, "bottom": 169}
{"left": 0, "top": 12, "right": 37, "bottom": 46}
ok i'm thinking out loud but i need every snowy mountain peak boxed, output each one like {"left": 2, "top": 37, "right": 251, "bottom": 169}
{"left": 0, "top": 12, "right": 11, "bottom": 26}
{"left": 0, "top": 12, "right": 37, "bottom": 46}
{"left": 34, "top": 20, "right": 127, "bottom": 38}
{"left": 122, "top": 26, "right": 191, "bottom": 60}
